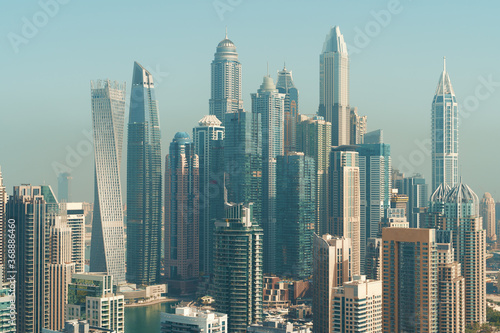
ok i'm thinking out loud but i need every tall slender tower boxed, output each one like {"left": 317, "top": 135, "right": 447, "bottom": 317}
{"left": 57, "top": 172, "right": 71, "bottom": 202}
{"left": 89, "top": 80, "right": 126, "bottom": 283}
{"left": 276, "top": 65, "right": 299, "bottom": 153}
{"left": 431, "top": 58, "right": 459, "bottom": 192}
{"left": 127, "top": 62, "right": 162, "bottom": 285}
{"left": 296, "top": 115, "right": 332, "bottom": 236}
{"left": 251, "top": 75, "right": 285, "bottom": 273}
{"left": 480, "top": 193, "right": 496, "bottom": 242}
{"left": 210, "top": 32, "right": 243, "bottom": 124}
{"left": 330, "top": 146, "right": 361, "bottom": 275}
{"left": 318, "top": 26, "right": 349, "bottom": 146}
{"left": 193, "top": 115, "right": 225, "bottom": 275}
{"left": 165, "top": 132, "right": 200, "bottom": 294}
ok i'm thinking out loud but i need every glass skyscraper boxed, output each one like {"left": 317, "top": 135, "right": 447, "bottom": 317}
{"left": 276, "top": 152, "right": 315, "bottom": 279}
{"left": 164, "top": 132, "right": 200, "bottom": 295}
{"left": 192, "top": 115, "right": 225, "bottom": 275}
{"left": 210, "top": 33, "right": 243, "bottom": 124}
{"left": 251, "top": 75, "right": 285, "bottom": 274}
{"left": 224, "top": 109, "right": 262, "bottom": 223}
{"left": 89, "top": 80, "right": 126, "bottom": 283}
{"left": 319, "top": 26, "right": 350, "bottom": 146}
{"left": 126, "top": 62, "right": 162, "bottom": 285}
{"left": 431, "top": 58, "right": 458, "bottom": 192}
{"left": 276, "top": 65, "right": 299, "bottom": 154}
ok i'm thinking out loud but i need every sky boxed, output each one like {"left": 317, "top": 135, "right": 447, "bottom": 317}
{"left": 1, "top": 0, "right": 499, "bottom": 203}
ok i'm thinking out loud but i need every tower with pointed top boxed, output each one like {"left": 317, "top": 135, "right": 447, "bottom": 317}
{"left": 319, "top": 26, "right": 350, "bottom": 146}
{"left": 431, "top": 58, "right": 459, "bottom": 192}
{"left": 210, "top": 33, "right": 243, "bottom": 124}
{"left": 252, "top": 75, "right": 285, "bottom": 273}
{"left": 276, "top": 65, "right": 299, "bottom": 153}
{"left": 126, "top": 61, "right": 162, "bottom": 285}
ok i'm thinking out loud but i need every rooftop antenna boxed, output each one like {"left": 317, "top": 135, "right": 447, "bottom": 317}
{"left": 443, "top": 56, "right": 446, "bottom": 72}
{"left": 225, "top": 26, "right": 228, "bottom": 39}
{"left": 283, "top": 61, "right": 286, "bottom": 70}
{"left": 267, "top": 62, "right": 269, "bottom": 77}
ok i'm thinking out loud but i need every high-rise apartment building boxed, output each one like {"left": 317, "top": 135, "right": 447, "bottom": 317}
{"left": 251, "top": 75, "right": 285, "bottom": 273}
{"left": 329, "top": 146, "right": 360, "bottom": 275}
{"left": 224, "top": 109, "right": 262, "bottom": 222}
{"left": 6, "top": 185, "right": 56, "bottom": 333}
{"left": 365, "top": 238, "right": 382, "bottom": 281}
{"left": 382, "top": 228, "right": 438, "bottom": 333}
{"left": 193, "top": 115, "right": 225, "bottom": 275}
{"left": 214, "top": 203, "right": 263, "bottom": 333}
{"left": 276, "top": 152, "right": 315, "bottom": 279}
{"left": 127, "top": 62, "right": 162, "bottom": 285}
{"left": 89, "top": 79, "right": 126, "bottom": 283}
{"left": 164, "top": 132, "right": 200, "bottom": 294}
{"left": 312, "top": 234, "right": 351, "bottom": 333}
{"left": 210, "top": 33, "right": 243, "bottom": 124}
{"left": 276, "top": 65, "right": 299, "bottom": 154}
{"left": 480, "top": 192, "right": 496, "bottom": 242}
{"left": 319, "top": 26, "right": 349, "bottom": 146}
{"left": 67, "top": 273, "right": 124, "bottom": 333}
{"left": 357, "top": 143, "right": 391, "bottom": 273}
{"left": 296, "top": 115, "right": 331, "bottom": 236}
{"left": 332, "top": 275, "right": 382, "bottom": 332}
{"left": 395, "top": 173, "right": 429, "bottom": 228}
{"left": 62, "top": 202, "right": 85, "bottom": 273}
{"left": 349, "top": 107, "right": 367, "bottom": 145}
{"left": 431, "top": 59, "right": 459, "bottom": 192}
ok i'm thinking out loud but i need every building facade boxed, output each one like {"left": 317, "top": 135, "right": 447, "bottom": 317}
{"left": 90, "top": 80, "right": 126, "bottom": 283}
{"left": 318, "top": 26, "right": 349, "bottom": 146}
{"left": 210, "top": 33, "right": 243, "bottom": 124}
{"left": 193, "top": 115, "right": 225, "bottom": 275}
{"left": 276, "top": 65, "right": 299, "bottom": 154}
{"left": 63, "top": 202, "right": 85, "bottom": 273}
{"left": 480, "top": 192, "right": 496, "bottom": 242}
{"left": 349, "top": 107, "right": 367, "bottom": 145}
{"left": 160, "top": 307, "right": 228, "bottom": 333}
{"left": 126, "top": 62, "right": 162, "bottom": 285}
{"left": 214, "top": 203, "right": 263, "bottom": 332}
{"left": 276, "top": 153, "right": 315, "bottom": 279}
{"left": 164, "top": 132, "right": 200, "bottom": 294}
{"left": 395, "top": 174, "right": 429, "bottom": 229}
{"left": 296, "top": 115, "right": 331, "bottom": 236}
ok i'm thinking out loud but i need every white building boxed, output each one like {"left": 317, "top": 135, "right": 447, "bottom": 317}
{"left": 332, "top": 275, "right": 382, "bottom": 333}
{"left": 160, "top": 307, "right": 228, "bottom": 333}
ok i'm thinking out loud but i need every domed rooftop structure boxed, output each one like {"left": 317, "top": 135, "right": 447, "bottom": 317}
{"left": 173, "top": 132, "right": 191, "bottom": 143}
{"left": 430, "top": 183, "right": 451, "bottom": 203}
{"left": 444, "top": 181, "right": 479, "bottom": 205}
{"left": 214, "top": 31, "right": 238, "bottom": 61}
{"left": 259, "top": 75, "right": 277, "bottom": 92}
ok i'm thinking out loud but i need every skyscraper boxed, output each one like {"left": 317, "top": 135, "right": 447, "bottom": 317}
{"left": 395, "top": 173, "right": 429, "bottom": 228}
{"left": 224, "top": 109, "right": 262, "bottom": 222}
{"left": 382, "top": 228, "right": 438, "bottom": 333}
{"left": 319, "top": 26, "right": 349, "bottom": 146}
{"left": 296, "top": 115, "right": 332, "bottom": 236}
{"left": 164, "top": 132, "right": 199, "bottom": 294}
{"left": 127, "top": 62, "right": 162, "bottom": 285}
{"left": 276, "top": 65, "right": 299, "bottom": 154}
{"left": 251, "top": 75, "right": 285, "bottom": 273}
{"left": 365, "top": 238, "right": 382, "bottom": 281}
{"left": 431, "top": 58, "right": 459, "bottom": 192}
{"left": 57, "top": 172, "right": 71, "bottom": 202}
{"left": 193, "top": 115, "right": 225, "bottom": 275}
{"left": 329, "top": 146, "right": 361, "bottom": 275}
{"left": 210, "top": 32, "right": 243, "bottom": 124}
{"left": 480, "top": 192, "right": 496, "bottom": 242}
{"left": 7, "top": 185, "right": 55, "bottom": 333}
{"left": 276, "top": 152, "right": 315, "bottom": 279}
{"left": 214, "top": 203, "right": 263, "bottom": 333}
{"left": 349, "top": 107, "right": 367, "bottom": 145}
{"left": 312, "top": 234, "right": 352, "bottom": 333}
{"left": 63, "top": 202, "right": 85, "bottom": 273}
{"left": 90, "top": 80, "right": 126, "bottom": 283}
{"left": 0, "top": 167, "right": 5, "bottom": 274}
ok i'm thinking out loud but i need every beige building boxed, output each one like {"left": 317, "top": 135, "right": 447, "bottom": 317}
{"left": 332, "top": 275, "right": 382, "bottom": 332}
{"left": 480, "top": 192, "right": 496, "bottom": 242}
{"left": 312, "top": 234, "right": 351, "bottom": 333}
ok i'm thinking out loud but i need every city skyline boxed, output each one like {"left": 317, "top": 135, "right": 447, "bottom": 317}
{"left": 2, "top": 1, "right": 499, "bottom": 203}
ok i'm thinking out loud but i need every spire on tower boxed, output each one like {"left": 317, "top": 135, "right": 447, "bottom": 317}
{"left": 443, "top": 56, "right": 446, "bottom": 72}
{"left": 225, "top": 26, "right": 228, "bottom": 39}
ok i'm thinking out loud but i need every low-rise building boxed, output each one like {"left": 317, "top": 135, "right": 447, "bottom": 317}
{"left": 160, "top": 307, "right": 227, "bottom": 333}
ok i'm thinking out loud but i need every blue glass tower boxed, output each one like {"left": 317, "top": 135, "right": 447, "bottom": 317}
{"left": 126, "top": 62, "right": 162, "bottom": 285}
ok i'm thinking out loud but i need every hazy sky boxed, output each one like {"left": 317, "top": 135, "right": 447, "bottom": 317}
{"left": 1, "top": 0, "right": 499, "bottom": 203}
